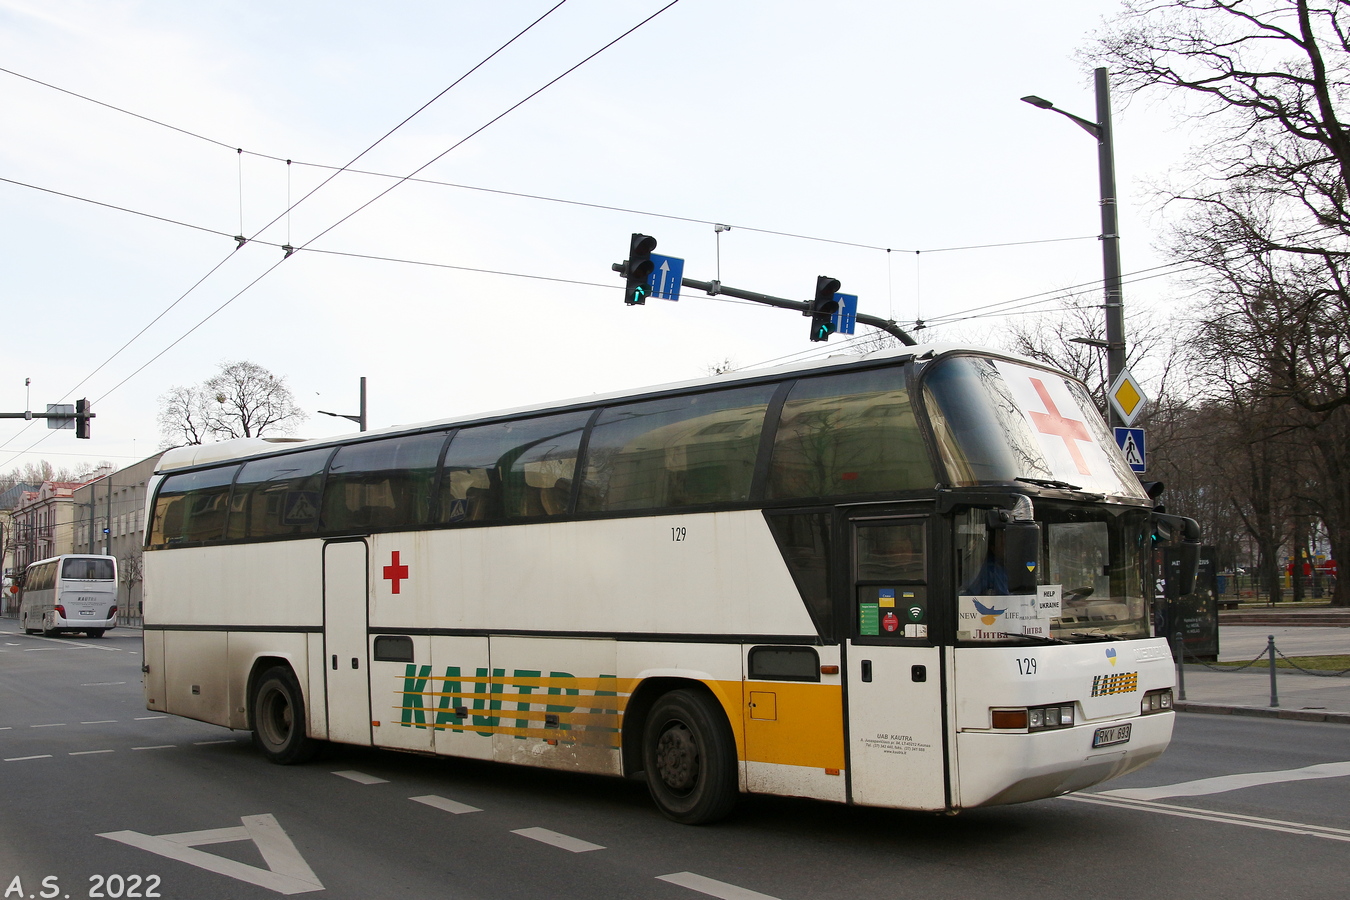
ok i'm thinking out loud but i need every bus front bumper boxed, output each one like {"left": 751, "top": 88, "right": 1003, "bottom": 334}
{"left": 955, "top": 711, "right": 1174, "bottom": 808}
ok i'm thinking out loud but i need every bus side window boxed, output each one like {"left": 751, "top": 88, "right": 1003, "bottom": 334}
{"left": 578, "top": 385, "right": 774, "bottom": 513}
{"left": 321, "top": 432, "right": 447, "bottom": 534}
{"left": 231, "top": 449, "right": 330, "bottom": 539}
{"left": 439, "top": 412, "right": 589, "bottom": 524}
{"left": 766, "top": 368, "right": 934, "bottom": 501}
{"left": 149, "top": 465, "right": 239, "bottom": 547}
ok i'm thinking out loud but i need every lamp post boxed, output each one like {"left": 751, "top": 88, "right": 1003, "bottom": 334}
{"left": 1023, "top": 67, "right": 1126, "bottom": 427}
{"left": 317, "top": 376, "right": 367, "bottom": 432}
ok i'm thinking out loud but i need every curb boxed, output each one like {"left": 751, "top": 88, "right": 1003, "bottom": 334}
{"left": 1174, "top": 701, "right": 1350, "bottom": 725}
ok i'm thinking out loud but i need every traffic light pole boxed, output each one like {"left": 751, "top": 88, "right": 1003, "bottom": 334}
{"left": 0, "top": 401, "right": 95, "bottom": 438}
{"left": 681, "top": 277, "right": 916, "bottom": 345}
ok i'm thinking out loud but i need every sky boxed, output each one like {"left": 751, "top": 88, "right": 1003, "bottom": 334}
{"left": 0, "top": 0, "right": 1198, "bottom": 474}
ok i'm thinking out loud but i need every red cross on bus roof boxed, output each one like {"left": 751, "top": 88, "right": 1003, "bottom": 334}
{"left": 1027, "top": 378, "right": 1093, "bottom": 476}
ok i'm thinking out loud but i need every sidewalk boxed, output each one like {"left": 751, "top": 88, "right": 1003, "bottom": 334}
{"left": 1173, "top": 624, "right": 1350, "bottom": 725}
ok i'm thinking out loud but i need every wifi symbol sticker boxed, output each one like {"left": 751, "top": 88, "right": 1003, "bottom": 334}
{"left": 908, "top": 606, "right": 923, "bottom": 622}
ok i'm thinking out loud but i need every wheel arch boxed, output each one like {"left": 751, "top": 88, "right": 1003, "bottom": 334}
{"left": 245, "top": 655, "right": 302, "bottom": 732}
{"left": 621, "top": 676, "right": 741, "bottom": 779}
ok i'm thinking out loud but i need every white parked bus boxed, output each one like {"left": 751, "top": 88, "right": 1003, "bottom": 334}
{"left": 141, "top": 345, "right": 1198, "bottom": 823}
{"left": 20, "top": 554, "right": 119, "bottom": 638}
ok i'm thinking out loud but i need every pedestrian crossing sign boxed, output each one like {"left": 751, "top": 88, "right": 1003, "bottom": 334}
{"left": 1114, "top": 427, "right": 1146, "bottom": 473}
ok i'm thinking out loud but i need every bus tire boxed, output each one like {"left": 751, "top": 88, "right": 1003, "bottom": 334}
{"left": 21, "top": 614, "right": 37, "bottom": 635}
{"left": 85, "top": 629, "right": 105, "bottom": 638}
{"left": 642, "top": 689, "right": 738, "bottom": 825}
{"left": 251, "top": 667, "right": 319, "bottom": 765}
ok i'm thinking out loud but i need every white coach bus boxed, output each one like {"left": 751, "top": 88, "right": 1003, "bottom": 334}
{"left": 141, "top": 345, "right": 1198, "bottom": 823}
{"left": 20, "top": 554, "right": 119, "bottom": 638}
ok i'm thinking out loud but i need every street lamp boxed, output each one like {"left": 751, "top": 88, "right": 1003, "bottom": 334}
{"left": 318, "top": 376, "right": 368, "bottom": 432}
{"left": 1023, "top": 67, "right": 1127, "bottom": 427}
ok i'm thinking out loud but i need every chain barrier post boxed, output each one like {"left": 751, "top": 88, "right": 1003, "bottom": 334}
{"left": 1173, "top": 631, "right": 1187, "bottom": 701}
{"left": 1267, "top": 634, "right": 1279, "bottom": 708}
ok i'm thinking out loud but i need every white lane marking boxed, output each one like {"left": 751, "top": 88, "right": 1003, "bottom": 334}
{"left": 71, "top": 750, "right": 116, "bottom": 756}
{"left": 4, "top": 755, "right": 53, "bottom": 762}
{"left": 1098, "top": 760, "right": 1350, "bottom": 801}
{"left": 1063, "top": 794, "right": 1350, "bottom": 842}
{"left": 100, "top": 813, "right": 324, "bottom": 895}
{"left": 658, "top": 872, "right": 783, "bottom": 900}
{"left": 410, "top": 794, "right": 481, "bottom": 815}
{"left": 82, "top": 720, "right": 118, "bottom": 724}
{"left": 135, "top": 715, "right": 167, "bottom": 720}
{"left": 30, "top": 723, "right": 66, "bottom": 728}
{"left": 194, "top": 739, "right": 238, "bottom": 746}
{"left": 0, "top": 727, "right": 10, "bottom": 731}
{"left": 81, "top": 681, "right": 127, "bottom": 686}
{"left": 133, "top": 745, "right": 176, "bottom": 750}
{"left": 332, "top": 770, "right": 388, "bottom": 785}
{"left": 511, "top": 827, "right": 604, "bottom": 853}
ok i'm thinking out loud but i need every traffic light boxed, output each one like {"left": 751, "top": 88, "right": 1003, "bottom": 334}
{"left": 623, "top": 233, "right": 658, "bottom": 305}
{"left": 75, "top": 398, "right": 91, "bottom": 439}
{"left": 809, "top": 276, "right": 841, "bottom": 342}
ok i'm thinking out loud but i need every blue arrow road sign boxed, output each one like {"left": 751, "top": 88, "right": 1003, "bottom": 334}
{"left": 832, "top": 293, "right": 858, "bottom": 335}
{"left": 648, "top": 254, "right": 684, "bottom": 301}
{"left": 1114, "top": 427, "right": 1146, "bottom": 473}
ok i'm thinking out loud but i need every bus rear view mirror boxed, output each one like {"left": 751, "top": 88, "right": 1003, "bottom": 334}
{"left": 1000, "top": 521, "right": 1041, "bottom": 595}
{"left": 1154, "top": 512, "right": 1202, "bottom": 596}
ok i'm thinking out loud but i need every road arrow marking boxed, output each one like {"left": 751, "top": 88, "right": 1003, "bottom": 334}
{"left": 99, "top": 813, "right": 324, "bottom": 895}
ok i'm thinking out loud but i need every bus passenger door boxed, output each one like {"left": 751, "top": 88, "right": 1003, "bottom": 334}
{"left": 324, "top": 539, "right": 371, "bottom": 745}
{"left": 844, "top": 515, "right": 948, "bottom": 811}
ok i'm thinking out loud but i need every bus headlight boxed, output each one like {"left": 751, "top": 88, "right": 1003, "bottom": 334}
{"left": 1141, "top": 688, "right": 1173, "bottom": 714}
{"left": 991, "top": 703, "right": 1075, "bottom": 731}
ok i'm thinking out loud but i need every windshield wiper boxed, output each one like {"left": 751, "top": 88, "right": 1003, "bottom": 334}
{"left": 1070, "top": 631, "right": 1124, "bottom": 642}
{"left": 1016, "top": 476, "right": 1082, "bottom": 491}
{"left": 995, "top": 632, "right": 1067, "bottom": 645}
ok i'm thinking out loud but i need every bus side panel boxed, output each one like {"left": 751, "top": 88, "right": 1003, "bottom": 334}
{"left": 306, "top": 632, "right": 329, "bottom": 739}
{"left": 143, "top": 629, "right": 166, "bottom": 711}
{"left": 145, "top": 542, "right": 323, "bottom": 628}
{"left": 370, "top": 633, "right": 434, "bottom": 752}
{"left": 429, "top": 636, "right": 492, "bottom": 760}
{"left": 226, "top": 632, "right": 312, "bottom": 732}
{"left": 367, "top": 513, "right": 816, "bottom": 638}
{"left": 489, "top": 636, "right": 622, "bottom": 775}
{"left": 742, "top": 644, "right": 846, "bottom": 804}
{"left": 162, "top": 631, "right": 230, "bottom": 727}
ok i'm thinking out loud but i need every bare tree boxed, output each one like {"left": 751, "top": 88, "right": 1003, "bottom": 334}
{"left": 1092, "top": 0, "right": 1350, "bottom": 414}
{"left": 156, "top": 385, "right": 214, "bottom": 449}
{"left": 1092, "top": 0, "right": 1350, "bottom": 604}
{"left": 158, "top": 360, "right": 307, "bottom": 447}
{"left": 1002, "top": 293, "right": 1174, "bottom": 417}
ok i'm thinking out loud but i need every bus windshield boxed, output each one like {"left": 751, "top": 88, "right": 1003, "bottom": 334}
{"left": 956, "top": 501, "right": 1151, "bottom": 641}
{"left": 61, "top": 557, "right": 115, "bottom": 580}
{"left": 923, "top": 355, "right": 1145, "bottom": 499}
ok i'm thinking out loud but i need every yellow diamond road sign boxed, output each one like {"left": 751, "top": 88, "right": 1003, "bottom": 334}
{"left": 1108, "top": 368, "right": 1147, "bottom": 426}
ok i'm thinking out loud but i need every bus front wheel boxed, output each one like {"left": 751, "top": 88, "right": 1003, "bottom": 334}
{"left": 642, "top": 689, "right": 738, "bottom": 825}
{"left": 251, "top": 667, "right": 319, "bottom": 765}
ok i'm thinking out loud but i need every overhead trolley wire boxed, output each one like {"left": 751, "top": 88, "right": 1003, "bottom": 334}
{"left": 0, "top": 2, "right": 578, "bottom": 468}
{"left": 80, "top": 0, "right": 686, "bottom": 409}
{"left": 0, "top": 63, "right": 1098, "bottom": 258}
{"left": 6, "top": 2, "right": 574, "bottom": 423}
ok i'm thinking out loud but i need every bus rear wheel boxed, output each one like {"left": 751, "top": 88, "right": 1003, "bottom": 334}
{"left": 251, "top": 667, "right": 319, "bottom": 765}
{"left": 642, "top": 689, "right": 738, "bottom": 825}
{"left": 85, "top": 629, "right": 105, "bottom": 638}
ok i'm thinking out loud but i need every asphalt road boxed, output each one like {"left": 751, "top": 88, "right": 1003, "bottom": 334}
{"left": 2, "top": 626, "right": 1347, "bottom": 900}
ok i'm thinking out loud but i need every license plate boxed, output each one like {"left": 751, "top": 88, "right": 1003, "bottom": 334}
{"left": 1093, "top": 723, "right": 1131, "bottom": 748}
{"left": 78, "top": 610, "right": 95, "bottom": 616}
